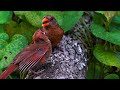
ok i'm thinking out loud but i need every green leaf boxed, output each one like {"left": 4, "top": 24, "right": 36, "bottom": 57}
{"left": 0, "top": 39, "right": 8, "bottom": 50}
{"left": 90, "top": 13, "right": 120, "bottom": 46}
{"left": 104, "top": 74, "right": 119, "bottom": 79}
{"left": 86, "top": 62, "right": 95, "bottom": 79}
{"left": 0, "top": 33, "right": 9, "bottom": 41}
{"left": 24, "top": 11, "right": 64, "bottom": 28}
{"left": 0, "top": 50, "right": 4, "bottom": 59}
{"left": 13, "top": 11, "right": 83, "bottom": 32}
{"left": 93, "top": 44, "right": 120, "bottom": 68}
{"left": 0, "top": 25, "right": 5, "bottom": 33}
{"left": 0, "top": 11, "right": 12, "bottom": 24}
{"left": 86, "top": 57, "right": 103, "bottom": 79}
{"left": 0, "top": 34, "right": 28, "bottom": 70}
{"left": 24, "top": 11, "right": 42, "bottom": 27}
{"left": 111, "top": 15, "right": 120, "bottom": 25}
{"left": 62, "top": 11, "right": 83, "bottom": 32}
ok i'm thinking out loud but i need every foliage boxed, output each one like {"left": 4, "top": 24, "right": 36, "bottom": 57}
{"left": 5, "top": 21, "right": 38, "bottom": 43}
{"left": 2, "top": 11, "right": 120, "bottom": 79}
{"left": 0, "top": 11, "right": 83, "bottom": 79}
{"left": 0, "top": 34, "right": 28, "bottom": 72}
{"left": 0, "top": 33, "right": 9, "bottom": 41}
{"left": 93, "top": 44, "right": 120, "bottom": 68}
{"left": 0, "top": 11, "right": 12, "bottom": 24}
{"left": 86, "top": 57, "right": 103, "bottom": 79}
{"left": 85, "top": 11, "right": 120, "bottom": 79}
{"left": 91, "top": 13, "right": 120, "bottom": 46}
{"left": 0, "top": 39, "right": 8, "bottom": 50}
{"left": 14, "top": 11, "right": 83, "bottom": 32}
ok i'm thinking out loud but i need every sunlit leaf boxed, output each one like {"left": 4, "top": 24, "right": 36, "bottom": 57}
{"left": 93, "top": 44, "right": 120, "bottom": 68}
{"left": 0, "top": 34, "right": 28, "bottom": 70}
{"left": 111, "top": 15, "right": 120, "bottom": 26}
{"left": 62, "top": 11, "right": 83, "bottom": 32}
{"left": 0, "top": 33, "right": 9, "bottom": 41}
{"left": 0, "top": 11, "right": 12, "bottom": 24}
{"left": 0, "top": 39, "right": 8, "bottom": 50}
{"left": 90, "top": 13, "right": 120, "bottom": 46}
{"left": 13, "top": 11, "right": 83, "bottom": 32}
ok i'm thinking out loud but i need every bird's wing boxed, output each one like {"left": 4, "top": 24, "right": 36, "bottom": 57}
{"left": 13, "top": 43, "right": 50, "bottom": 72}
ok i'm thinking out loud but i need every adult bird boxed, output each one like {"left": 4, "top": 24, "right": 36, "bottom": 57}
{"left": 0, "top": 30, "right": 52, "bottom": 79}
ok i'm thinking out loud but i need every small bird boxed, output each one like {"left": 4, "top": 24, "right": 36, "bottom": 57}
{"left": 41, "top": 15, "right": 64, "bottom": 48}
{"left": 0, "top": 30, "right": 52, "bottom": 79}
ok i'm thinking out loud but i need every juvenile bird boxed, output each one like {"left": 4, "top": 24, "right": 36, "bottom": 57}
{"left": 0, "top": 30, "right": 52, "bottom": 79}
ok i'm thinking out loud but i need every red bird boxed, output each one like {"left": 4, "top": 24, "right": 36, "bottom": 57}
{"left": 0, "top": 30, "right": 52, "bottom": 79}
{"left": 41, "top": 15, "right": 64, "bottom": 48}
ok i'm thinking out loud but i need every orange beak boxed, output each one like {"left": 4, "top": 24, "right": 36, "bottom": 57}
{"left": 42, "top": 17, "right": 49, "bottom": 27}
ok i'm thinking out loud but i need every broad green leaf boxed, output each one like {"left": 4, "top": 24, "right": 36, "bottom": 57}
{"left": 13, "top": 11, "right": 83, "bottom": 32}
{"left": 91, "top": 13, "right": 120, "bottom": 46}
{"left": 62, "top": 11, "right": 83, "bottom": 32}
{"left": 0, "top": 34, "right": 28, "bottom": 70}
{"left": 95, "top": 11, "right": 116, "bottom": 24}
{"left": 24, "top": 11, "right": 42, "bottom": 27}
{"left": 0, "top": 33, "right": 9, "bottom": 41}
{"left": 14, "top": 11, "right": 63, "bottom": 29}
{"left": 0, "top": 11, "right": 12, "bottom": 24}
{"left": 104, "top": 74, "right": 119, "bottom": 79}
{"left": 0, "top": 39, "right": 8, "bottom": 50}
{"left": 111, "top": 15, "right": 120, "bottom": 25}
{"left": 93, "top": 44, "right": 120, "bottom": 68}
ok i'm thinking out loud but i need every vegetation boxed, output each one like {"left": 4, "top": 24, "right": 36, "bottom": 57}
{"left": 0, "top": 11, "right": 120, "bottom": 79}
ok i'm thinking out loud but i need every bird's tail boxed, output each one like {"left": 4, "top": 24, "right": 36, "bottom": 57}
{"left": 0, "top": 64, "right": 17, "bottom": 79}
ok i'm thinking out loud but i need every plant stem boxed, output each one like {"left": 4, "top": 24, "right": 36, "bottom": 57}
{"left": 8, "top": 75, "right": 13, "bottom": 79}
{"left": 74, "top": 33, "right": 88, "bottom": 50}
{"left": 80, "top": 18, "right": 93, "bottom": 46}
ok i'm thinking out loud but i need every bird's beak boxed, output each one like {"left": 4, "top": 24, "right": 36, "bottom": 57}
{"left": 42, "top": 17, "right": 49, "bottom": 27}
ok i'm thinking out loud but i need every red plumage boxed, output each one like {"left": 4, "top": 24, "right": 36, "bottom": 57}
{"left": 0, "top": 30, "right": 52, "bottom": 79}
{"left": 41, "top": 15, "right": 64, "bottom": 48}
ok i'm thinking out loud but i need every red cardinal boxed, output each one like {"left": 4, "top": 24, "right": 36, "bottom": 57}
{"left": 41, "top": 15, "right": 64, "bottom": 48}
{"left": 0, "top": 30, "right": 52, "bottom": 79}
